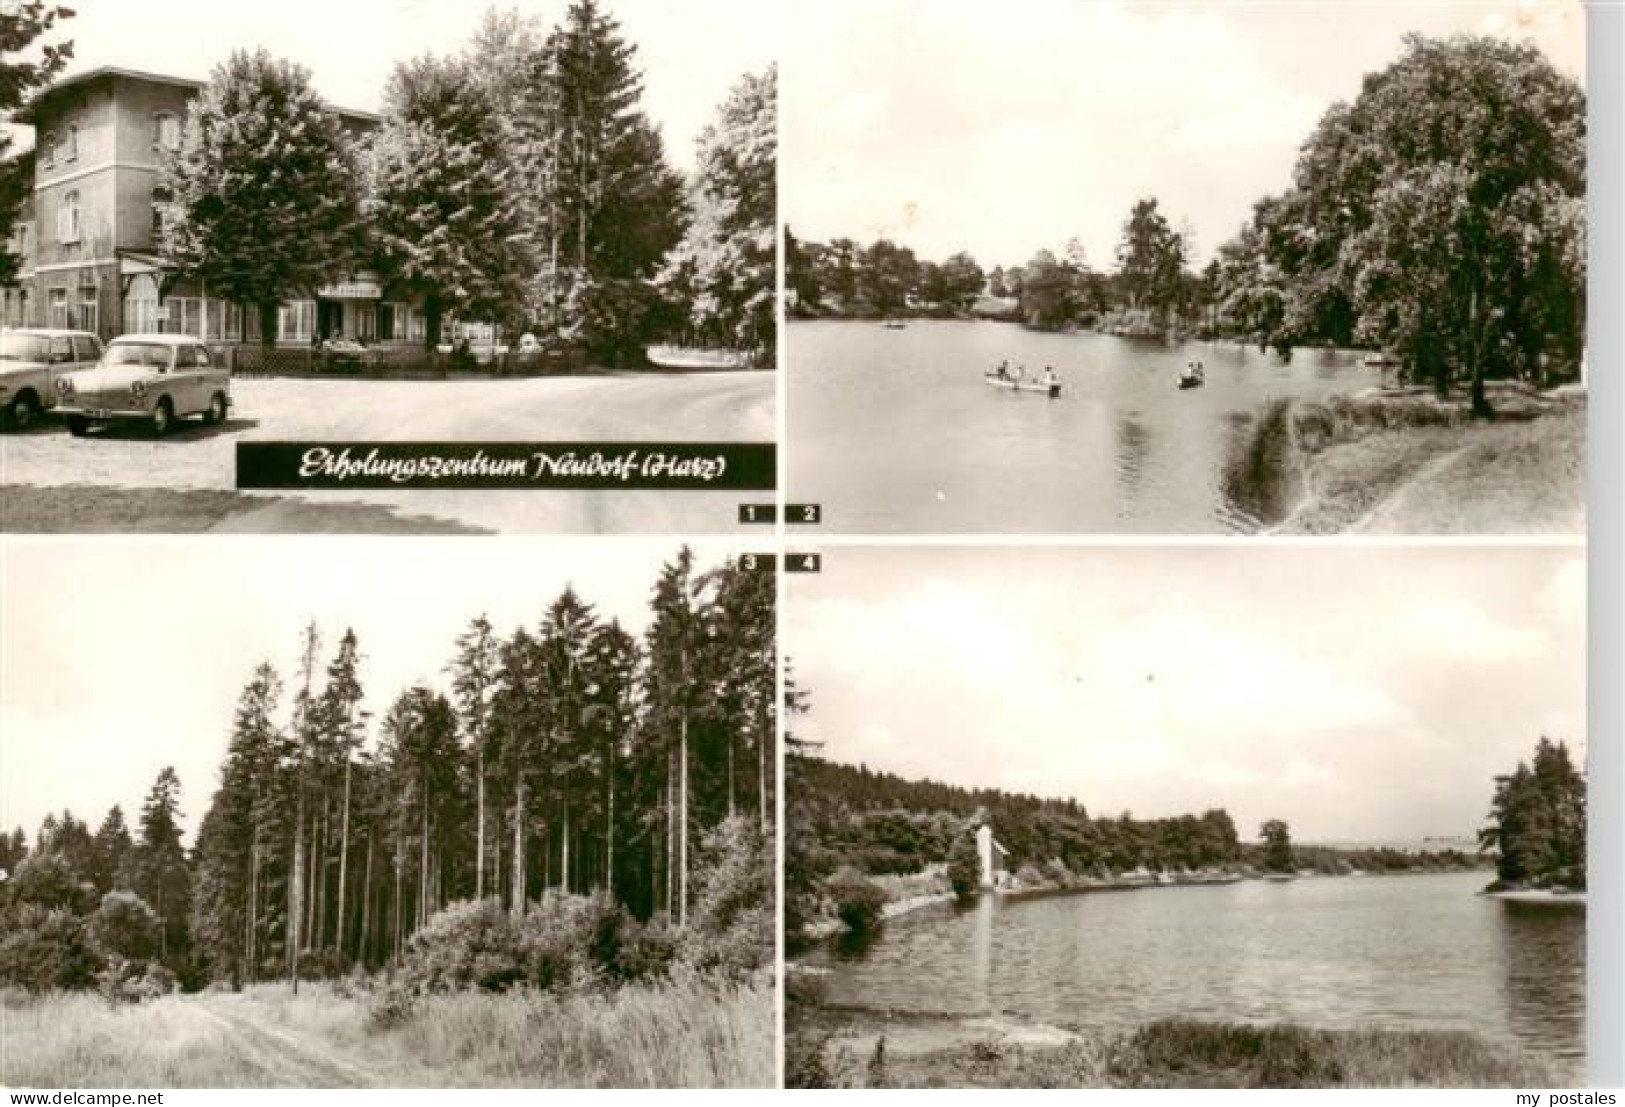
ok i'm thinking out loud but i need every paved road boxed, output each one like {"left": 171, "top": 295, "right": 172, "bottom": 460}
{"left": 1, "top": 372, "right": 773, "bottom": 533}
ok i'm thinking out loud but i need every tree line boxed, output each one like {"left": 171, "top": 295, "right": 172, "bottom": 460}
{"left": 0, "top": 548, "right": 774, "bottom": 995}
{"left": 789, "top": 34, "right": 1585, "bottom": 405}
{"left": 788, "top": 198, "right": 1222, "bottom": 336}
{"left": 1479, "top": 736, "right": 1586, "bottom": 891}
{"left": 787, "top": 750, "right": 1482, "bottom": 939}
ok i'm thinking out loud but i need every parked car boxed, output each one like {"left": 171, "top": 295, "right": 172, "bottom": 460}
{"left": 56, "top": 334, "right": 231, "bottom": 437}
{"left": 0, "top": 328, "right": 104, "bottom": 430}
{"left": 318, "top": 335, "right": 374, "bottom": 373}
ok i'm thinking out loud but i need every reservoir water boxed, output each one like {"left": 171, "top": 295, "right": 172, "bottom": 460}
{"left": 813, "top": 871, "right": 1585, "bottom": 1081}
{"left": 787, "top": 319, "right": 1372, "bottom": 533}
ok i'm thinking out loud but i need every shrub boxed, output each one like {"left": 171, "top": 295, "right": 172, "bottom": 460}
{"left": 5, "top": 853, "right": 98, "bottom": 915}
{"left": 947, "top": 832, "right": 981, "bottom": 902}
{"left": 678, "top": 816, "right": 773, "bottom": 977}
{"left": 1015, "top": 862, "right": 1047, "bottom": 888}
{"left": 399, "top": 897, "right": 522, "bottom": 994}
{"left": 513, "top": 890, "right": 625, "bottom": 992}
{"left": 613, "top": 914, "right": 678, "bottom": 983}
{"left": 825, "top": 868, "right": 887, "bottom": 935}
{"left": 366, "top": 980, "right": 417, "bottom": 1031}
{"left": 0, "top": 906, "right": 99, "bottom": 992}
{"left": 94, "top": 956, "right": 175, "bottom": 1005}
{"left": 87, "top": 891, "right": 161, "bottom": 962}
{"left": 1044, "top": 858, "right": 1077, "bottom": 887}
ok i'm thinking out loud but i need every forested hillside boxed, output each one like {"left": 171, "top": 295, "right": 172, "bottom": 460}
{"left": 787, "top": 753, "right": 1483, "bottom": 942}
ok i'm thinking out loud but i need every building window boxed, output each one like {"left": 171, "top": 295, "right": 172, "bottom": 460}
{"left": 123, "top": 274, "right": 161, "bottom": 334}
{"left": 153, "top": 113, "right": 181, "bottom": 152}
{"left": 57, "top": 191, "right": 81, "bottom": 244}
{"left": 164, "top": 297, "right": 204, "bottom": 337}
{"left": 278, "top": 300, "right": 315, "bottom": 343}
{"left": 150, "top": 185, "right": 172, "bottom": 240}
{"left": 64, "top": 125, "right": 78, "bottom": 162}
{"left": 41, "top": 131, "right": 55, "bottom": 169}
{"left": 47, "top": 288, "right": 68, "bottom": 329}
{"left": 74, "top": 286, "right": 98, "bottom": 335}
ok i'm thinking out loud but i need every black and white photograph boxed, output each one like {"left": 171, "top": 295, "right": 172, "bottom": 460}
{"left": 1, "top": 0, "right": 775, "bottom": 535}
{"left": 785, "top": 545, "right": 1587, "bottom": 1088}
{"left": 0, "top": 538, "right": 775, "bottom": 1087}
{"left": 784, "top": 1, "right": 1586, "bottom": 535}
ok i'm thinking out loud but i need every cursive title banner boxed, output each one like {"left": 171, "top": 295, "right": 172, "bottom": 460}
{"left": 237, "top": 443, "right": 776, "bottom": 490}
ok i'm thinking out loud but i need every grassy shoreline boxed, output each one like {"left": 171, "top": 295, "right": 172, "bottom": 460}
{"left": 1260, "top": 390, "right": 1585, "bottom": 535}
{"left": 788, "top": 1002, "right": 1558, "bottom": 1089}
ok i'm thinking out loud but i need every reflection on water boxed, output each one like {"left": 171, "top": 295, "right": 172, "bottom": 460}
{"left": 814, "top": 872, "right": 1584, "bottom": 1082}
{"left": 1496, "top": 901, "right": 1588, "bottom": 1076}
{"left": 788, "top": 320, "right": 1372, "bottom": 533}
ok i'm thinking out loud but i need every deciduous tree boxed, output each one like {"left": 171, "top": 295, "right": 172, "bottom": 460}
{"left": 159, "top": 50, "right": 365, "bottom": 348}
{"left": 0, "top": 2, "right": 74, "bottom": 284}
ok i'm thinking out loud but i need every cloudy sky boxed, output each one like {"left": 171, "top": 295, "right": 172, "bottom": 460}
{"left": 785, "top": 0, "right": 1586, "bottom": 268}
{"left": 0, "top": 537, "right": 744, "bottom": 844}
{"left": 787, "top": 544, "right": 1586, "bottom": 844}
{"left": 15, "top": 0, "right": 776, "bottom": 169}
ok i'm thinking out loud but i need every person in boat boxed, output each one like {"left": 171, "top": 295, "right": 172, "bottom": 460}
{"left": 1041, "top": 366, "right": 1059, "bottom": 388}
{"left": 1013, "top": 364, "right": 1026, "bottom": 382}
{"left": 994, "top": 359, "right": 1010, "bottom": 380}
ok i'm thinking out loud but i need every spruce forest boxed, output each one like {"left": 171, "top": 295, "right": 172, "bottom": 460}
{"left": 0, "top": 548, "right": 775, "bottom": 1003}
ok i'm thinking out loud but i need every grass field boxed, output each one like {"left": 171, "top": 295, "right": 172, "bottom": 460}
{"left": 1, "top": 972, "right": 774, "bottom": 1088}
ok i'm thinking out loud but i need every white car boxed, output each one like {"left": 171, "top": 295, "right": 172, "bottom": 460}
{"left": 0, "top": 328, "right": 104, "bottom": 430}
{"left": 56, "top": 334, "right": 231, "bottom": 437}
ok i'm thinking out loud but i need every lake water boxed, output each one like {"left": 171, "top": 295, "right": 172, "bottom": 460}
{"left": 787, "top": 319, "right": 1372, "bottom": 533}
{"left": 814, "top": 872, "right": 1586, "bottom": 1082}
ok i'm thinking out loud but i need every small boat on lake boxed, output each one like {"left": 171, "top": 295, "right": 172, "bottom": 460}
{"left": 644, "top": 345, "right": 753, "bottom": 371}
{"left": 883, "top": 320, "right": 908, "bottom": 330}
{"left": 985, "top": 371, "right": 1061, "bottom": 398}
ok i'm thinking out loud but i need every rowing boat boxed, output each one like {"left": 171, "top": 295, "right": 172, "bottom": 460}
{"left": 984, "top": 373, "right": 1061, "bottom": 398}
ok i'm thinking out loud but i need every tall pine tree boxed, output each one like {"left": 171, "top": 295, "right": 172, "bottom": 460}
{"left": 123, "top": 768, "right": 190, "bottom": 959}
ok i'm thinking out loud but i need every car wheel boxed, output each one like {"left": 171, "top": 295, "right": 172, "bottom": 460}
{"left": 67, "top": 415, "right": 90, "bottom": 437}
{"left": 151, "top": 399, "right": 174, "bottom": 437}
{"left": 205, "top": 392, "right": 227, "bottom": 426}
{"left": 5, "top": 391, "right": 40, "bottom": 431}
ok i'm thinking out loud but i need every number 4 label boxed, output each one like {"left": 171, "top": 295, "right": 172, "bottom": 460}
{"left": 785, "top": 553, "right": 822, "bottom": 573}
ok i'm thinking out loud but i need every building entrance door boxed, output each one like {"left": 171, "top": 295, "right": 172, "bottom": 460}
{"left": 317, "top": 300, "right": 343, "bottom": 340}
